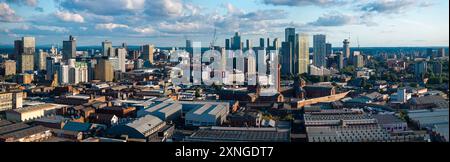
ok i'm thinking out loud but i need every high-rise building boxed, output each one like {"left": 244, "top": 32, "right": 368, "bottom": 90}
{"left": 13, "top": 40, "right": 23, "bottom": 60}
{"left": 326, "top": 43, "right": 332, "bottom": 56}
{"left": 273, "top": 38, "right": 280, "bottom": 49}
{"left": 414, "top": 61, "right": 427, "bottom": 79}
{"left": 36, "top": 50, "right": 47, "bottom": 71}
{"left": 285, "top": 28, "right": 295, "bottom": 43}
{"left": 16, "top": 37, "right": 35, "bottom": 73}
{"left": 246, "top": 39, "right": 252, "bottom": 50}
{"left": 116, "top": 48, "right": 127, "bottom": 72}
{"left": 281, "top": 42, "right": 293, "bottom": 75}
{"left": 397, "top": 88, "right": 407, "bottom": 103}
{"left": 354, "top": 54, "right": 364, "bottom": 68}
{"left": 142, "top": 44, "right": 155, "bottom": 64}
{"left": 231, "top": 32, "right": 242, "bottom": 50}
{"left": 313, "top": 34, "right": 326, "bottom": 68}
{"left": 95, "top": 58, "right": 114, "bottom": 82}
{"left": 63, "top": 35, "right": 76, "bottom": 60}
{"left": 225, "top": 39, "right": 230, "bottom": 50}
{"left": 102, "top": 40, "right": 113, "bottom": 57}
{"left": 1, "top": 60, "right": 16, "bottom": 76}
{"left": 337, "top": 52, "right": 344, "bottom": 69}
{"left": 343, "top": 39, "right": 350, "bottom": 59}
{"left": 259, "top": 38, "right": 265, "bottom": 48}
{"left": 298, "top": 33, "right": 309, "bottom": 74}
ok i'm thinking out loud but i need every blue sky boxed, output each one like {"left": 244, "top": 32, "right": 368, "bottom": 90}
{"left": 0, "top": 0, "right": 448, "bottom": 47}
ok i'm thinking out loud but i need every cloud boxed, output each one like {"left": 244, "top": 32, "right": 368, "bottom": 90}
{"left": 95, "top": 23, "right": 129, "bottom": 31}
{"left": 0, "top": 2, "right": 22, "bottom": 22}
{"left": 359, "top": 0, "right": 429, "bottom": 14}
{"left": 55, "top": 11, "right": 85, "bottom": 23}
{"left": 59, "top": 0, "right": 144, "bottom": 15}
{"left": 144, "top": 0, "right": 184, "bottom": 17}
{"left": 261, "top": 0, "right": 348, "bottom": 7}
{"left": 240, "top": 9, "right": 288, "bottom": 21}
{"left": 308, "top": 12, "right": 357, "bottom": 26}
{"left": 6, "top": 0, "right": 38, "bottom": 7}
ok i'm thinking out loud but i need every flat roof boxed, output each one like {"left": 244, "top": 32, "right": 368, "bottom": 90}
{"left": 186, "top": 126, "right": 290, "bottom": 142}
{"left": 11, "top": 104, "right": 56, "bottom": 114}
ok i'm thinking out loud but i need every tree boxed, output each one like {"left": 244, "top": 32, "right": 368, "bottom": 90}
{"left": 409, "top": 83, "right": 418, "bottom": 88}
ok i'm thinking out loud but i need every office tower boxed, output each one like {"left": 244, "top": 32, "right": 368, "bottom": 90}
{"left": 266, "top": 38, "right": 270, "bottom": 48}
{"left": 432, "top": 61, "right": 442, "bottom": 75}
{"left": 337, "top": 52, "right": 344, "bottom": 69}
{"left": 281, "top": 42, "right": 293, "bottom": 75}
{"left": 16, "top": 37, "right": 35, "bottom": 73}
{"left": 273, "top": 38, "right": 280, "bottom": 49}
{"left": 246, "top": 39, "right": 252, "bottom": 50}
{"left": 354, "top": 54, "right": 364, "bottom": 68}
{"left": 63, "top": 35, "right": 76, "bottom": 60}
{"left": 313, "top": 34, "right": 326, "bottom": 68}
{"left": 87, "top": 59, "right": 96, "bottom": 81}
{"left": 46, "top": 57, "right": 55, "bottom": 80}
{"left": 95, "top": 58, "right": 114, "bottom": 82}
{"left": 13, "top": 40, "right": 22, "bottom": 60}
{"left": 285, "top": 28, "right": 295, "bottom": 43}
{"left": 343, "top": 39, "right": 350, "bottom": 59}
{"left": 259, "top": 38, "right": 265, "bottom": 48}
{"left": 102, "top": 40, "right": 113, "bottom": 57}
{"left": 225, "top": 39, "right": 230, "bottom": 50}
{"left": 438, "top": 48, "right": 445, "bottom": 57}
{"left": 298, "top": 33, "right": 310, "bottom": 74}
{"left": 326, "top": 43, "right": 332, "bottom": 56}
{"left": 134, "top": 59, "right": 144, "bottom": 69}
{"left": 414, "top": 61, "right": 427, "bottom": 79}
{"left": 231, "top": 32, "right": 242, "bottom": 50}
{"left": 116, "top": 48, "right": 127, "bottom": 72}
{"left": 1, "top": 60, "right": 16, "bottom": 76}
{"left": 142, "top": 44, "right": 155, "bottom": 64}
{"left": 122, "top": 43, "right": 128, "bottom": 51}
{"left": 36, "top": 50, "right": 47, "bottom": 71}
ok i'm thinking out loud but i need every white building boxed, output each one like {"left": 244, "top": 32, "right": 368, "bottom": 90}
{"left": 5, "top": 104, "right": 61, "bottom": 122}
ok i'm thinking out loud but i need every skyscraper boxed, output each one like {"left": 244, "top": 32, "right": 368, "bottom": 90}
{"left": 63, "top": 35, "right": 76, "bottom": 60}
{"left": 246, "top": 39, "right": 252, "bottom": 50}
{"left": 16, "top": 37, "right": 35, "bottom": 73}
{"left": 142, "top": 44, "right": 155, "bottom": 64}
{"left": 343, "top": 39, "right": 350, "bottom": 59}
{"left": 281, "top": 41, "right": 293, "bottom": 75}
{"left": 116, "top": 48, "right": 127, "bottom": 72}
{"left": 225, "top": 39, "right": 230, "bottom": 50}
{"left": 36, "top": 50, "right": 47, "bottom": 71}
{"left": 95, "top": 58, "right": 114, "bottom": 82}
{"left": 231, "top": 32, "right": 242, "bottom": 50}
{"left": 285, "top": 28, "right": 295, "bottom": 43}
{"left": 326, "top": 43, "right": 332, "bottom": 56}
{"left": 259, "top": 38, "right": 265, "bottom": 48}
{"left": 313, "top": 34, "right": 326, "bottom": 68}
{"left": 298, "top": 33, "right": 309, "bottom": 74}
{"left": 337, "top": 52, "right": 344, "bottom": 69}
{"left": 102, "top": 40, "right": 113, "bottom": 57}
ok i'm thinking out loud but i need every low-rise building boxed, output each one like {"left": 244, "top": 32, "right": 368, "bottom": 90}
{"left": 185, "top": 126, "right": 290, "bottom": 142}
{"left": 138, "top": 102, "right": 182, "bottom": 121}
{"left": 106, "top": 115, "right": 166, "bottom": 142}
{"left": 5, "top": 104, "right": 61, "bottom": 122}
{"left": 185, "top": 103, "right": 229, "bottom": 127}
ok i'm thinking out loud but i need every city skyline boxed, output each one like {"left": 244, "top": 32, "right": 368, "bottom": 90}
{"left": 0, "top": 0, "right": 449, "bottom": 47}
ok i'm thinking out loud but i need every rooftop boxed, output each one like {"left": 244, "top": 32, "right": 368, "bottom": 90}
{"left": 186, "top": 126, "right": 290, "bottom": 142}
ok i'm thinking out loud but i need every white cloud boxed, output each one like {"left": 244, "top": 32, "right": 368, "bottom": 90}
{"left": 95, "top": 23, "right": 129, "bottom": 31}
{"left": 0, "top": 2, "right": 22, "bottom": 22}
{"left": 55, "top": 11, "right": 85, "bottom": 23}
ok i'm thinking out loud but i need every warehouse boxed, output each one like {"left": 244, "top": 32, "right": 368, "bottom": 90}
{"left": 138, "top": 102, "right": 182, "bottom": 121}
{"left": 185, "top": 103, "right": 229, "bottom": 127}
{"left": 106, "top": 115, "right": 166, "bottom": 142}
{"left": 185, "top": 126, "right": 290, "bottom": 142}
{"left": 5, "top": 104, "right": 62, "bottom": 122}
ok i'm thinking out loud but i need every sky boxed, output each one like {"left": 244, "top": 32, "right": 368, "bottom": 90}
{"left": 0, "top": 0, "right": 448, "bottom": 47}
